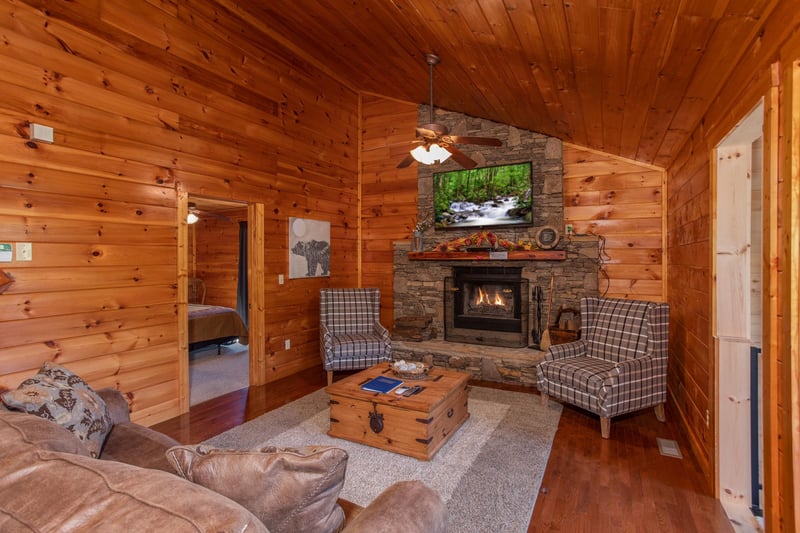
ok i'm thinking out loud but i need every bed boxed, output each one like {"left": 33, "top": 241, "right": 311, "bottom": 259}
{"left": 188, "top": 304, "right": 249, "bottom": 352}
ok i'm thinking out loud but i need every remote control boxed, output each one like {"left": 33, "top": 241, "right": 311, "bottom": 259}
{"left": 402, "top": 385, "right": 421, "bottom": 397}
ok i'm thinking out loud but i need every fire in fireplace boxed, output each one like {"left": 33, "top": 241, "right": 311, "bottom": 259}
{"left": 445, "top": 266, "right": 529, "bottom": 347}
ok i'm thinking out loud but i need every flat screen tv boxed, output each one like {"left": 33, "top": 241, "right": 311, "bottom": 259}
{"left": 433, "top": 161, "right": 532, "bottom": 229}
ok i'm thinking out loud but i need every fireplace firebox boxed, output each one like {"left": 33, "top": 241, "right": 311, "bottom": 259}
{"left": 444, "top": 266, "right": 529, "bottom": 348}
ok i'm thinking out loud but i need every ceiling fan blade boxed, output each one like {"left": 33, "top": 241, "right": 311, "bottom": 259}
{"left": 445, "top": 135, "right": 502, "bottom": 146}
{"left": 363, "top": 139, "right": 422, "bottom": 152}
{"left": 443, "top": 145, "right": 478, "bottom": 169}
{"left": 396, "top": 153, "right": 416, "bottom": 168}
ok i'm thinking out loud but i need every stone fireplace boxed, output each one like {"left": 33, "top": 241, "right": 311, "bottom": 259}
{"left": 393, "top": 238, "right": 599, "bottom": 349}
{"left": 390, "top": 107, "right": 599, "bottom": 385}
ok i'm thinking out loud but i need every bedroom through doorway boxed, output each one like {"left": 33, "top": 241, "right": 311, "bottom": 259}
{"left": 186, "top": 195, "right": 251, "bottom": 406}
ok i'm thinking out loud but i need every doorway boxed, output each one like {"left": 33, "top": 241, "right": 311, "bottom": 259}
{"left": 186, "top": 195, "right": 250, "bottom": 405}
{"left": 177, "top": 191, "right": 266, "bottom": 413}
{"left": 713, "top": 100, "right": 764, "bottom": 529}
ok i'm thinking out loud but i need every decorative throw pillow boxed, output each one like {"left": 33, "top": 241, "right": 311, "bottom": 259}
{"left": 1, "top": 362, "right": 113, "bottom": 458}
{"left": 166, "top": 444, "right": 348, "bottom": 533}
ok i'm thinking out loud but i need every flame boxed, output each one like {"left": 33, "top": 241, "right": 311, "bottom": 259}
{"left": 475, "top": 287, "right": 506, "bottom": 307}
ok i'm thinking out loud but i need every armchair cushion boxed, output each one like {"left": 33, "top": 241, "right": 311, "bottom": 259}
{"left": 322, "top": 289, "right": 381, "bottom": 336}
{"left": 537, "top": 355, "right": 617, "bottom": 397}
{"left": 328, "top": 331, "right": 388, "bottom": 361}
{"left": 584, "top": 298, "right": 653, "bottom": 362}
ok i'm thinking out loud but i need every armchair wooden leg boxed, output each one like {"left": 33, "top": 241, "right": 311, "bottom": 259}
{"left": 654, "top": 403, "right": 666, "bottom": 423}
{"left": 327, "top": 371, "right": 333, "bottom": 386}
{"left": 600, "top": 416, "right": 611, "bottom": 439}
{"left": 540, "top": 392, "right": 549, "bottom": 407}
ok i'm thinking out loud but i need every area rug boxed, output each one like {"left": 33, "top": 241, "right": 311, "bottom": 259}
{"left": 204, "top": 385, "right": 562, "bottom": 532}
{"left": 189, "top": 343, "right": 249, "bottom": 406}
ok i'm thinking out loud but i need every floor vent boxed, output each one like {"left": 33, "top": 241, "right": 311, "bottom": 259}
{"left": 657, "top": 438, "right": 683, "bottom": 459}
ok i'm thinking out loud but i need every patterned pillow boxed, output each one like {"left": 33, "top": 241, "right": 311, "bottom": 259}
{"left": 166, "top": 444, "right": 348, "bottom": 533}
{"left": 1, "top": 362, "right": 113, "bottom": 458}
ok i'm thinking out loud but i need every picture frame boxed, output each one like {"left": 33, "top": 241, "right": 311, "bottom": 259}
{"left": 534, "top": 226, "right": 560, "bottom": 250}
{"left": 288, "top": 217, "right": 330, "bottom": 278}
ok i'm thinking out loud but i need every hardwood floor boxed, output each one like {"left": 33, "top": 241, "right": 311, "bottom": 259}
{"left": 153, "top": 369, "right": 733, "bottom": 533}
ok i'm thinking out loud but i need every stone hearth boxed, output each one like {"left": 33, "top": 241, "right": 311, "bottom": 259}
{"left": 392, "top": 339, "right": 545, "bottom": 387}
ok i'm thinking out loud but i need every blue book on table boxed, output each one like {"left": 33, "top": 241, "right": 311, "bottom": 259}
{"left": 361, "top": 375, "right": 403, "bottom": 393}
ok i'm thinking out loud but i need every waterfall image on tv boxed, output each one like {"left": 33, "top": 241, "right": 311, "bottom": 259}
{"left": 433, "top": 162, "right": 532, "bottom": 229}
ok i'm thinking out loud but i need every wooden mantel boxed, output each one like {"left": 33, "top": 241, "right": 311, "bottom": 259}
{"left": 408, "top": 250, "right": 566, "bottom": 261}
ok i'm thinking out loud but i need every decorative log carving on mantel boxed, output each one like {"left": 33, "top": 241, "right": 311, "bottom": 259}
{"left": 0, "top": 269, "right": 14, "bottom": 294}
{"left": 408, "top": 250, "right": 566, "bottom": 261}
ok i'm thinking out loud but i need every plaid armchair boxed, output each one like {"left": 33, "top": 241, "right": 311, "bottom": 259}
{"left": 319, "top": 288, "right": 392, "bottom": 385}
{"left": 535, "top": 297, "right": 670, "bottom": 438}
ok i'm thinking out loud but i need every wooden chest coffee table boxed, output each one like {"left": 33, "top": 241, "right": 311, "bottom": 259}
{"left": 325, "top": 362, "right": 470, "bottom": 460}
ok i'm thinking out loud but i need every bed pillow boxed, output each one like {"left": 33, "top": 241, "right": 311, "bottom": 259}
{"left": 1, "top": 362, "right": 113, "bottom": 458}
{"left": 166, "top": 444, "right": 348, "bottom": 533}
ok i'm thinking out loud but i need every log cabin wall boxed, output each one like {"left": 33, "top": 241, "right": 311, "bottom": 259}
{"left": 359, "top": 94, "right": 420, "bottom": 329}
{"left": 666, "top": 2, "right": 799, "bottom": 528}
{"left": 562, "top": 144, "right": 666, "bottom": 302}
{"left": 0, "top": 0, "right": 359, "bottom": 425}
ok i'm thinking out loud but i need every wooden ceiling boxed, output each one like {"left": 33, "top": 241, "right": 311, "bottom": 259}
{"left": 232, "top": 0, "right": 779, "bottom": 168}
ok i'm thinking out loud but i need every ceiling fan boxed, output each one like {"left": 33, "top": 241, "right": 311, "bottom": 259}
{"left": 395, "top": 53, "right": 502, "bottom": 170}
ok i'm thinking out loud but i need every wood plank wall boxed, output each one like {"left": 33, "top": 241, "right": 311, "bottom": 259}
{"left": 666, "top": 2, "right": 799, "bottom": 527}
{"left": 562, "top": 144, "right": 666, "bottom": 302}
{"left": 359, "top": 94, "right": 419, "bottom": 328}
{"left": 0, "top": 0, "right": 359, "bottom": 425}
{"left": 190, "top": 208, "right": 247, "bottom": 309}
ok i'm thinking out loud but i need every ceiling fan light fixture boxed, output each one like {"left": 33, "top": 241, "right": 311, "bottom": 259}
{"left": 411, "top": 143, "right": 451, "bottom": 165}
{"left": 187, "top": 212, "right": 199, "bottom": 224}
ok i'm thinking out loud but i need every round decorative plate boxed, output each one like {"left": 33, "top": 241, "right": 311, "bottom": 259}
{"left": 535, "top": 226, "right": 561, "bottom": 250}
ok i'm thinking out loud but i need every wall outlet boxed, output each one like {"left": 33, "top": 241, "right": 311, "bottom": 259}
{"left": 278, "top": 273, "right": 285, "bottom": 285}
{"left": 284, "top": 339, "right": 291, "bottom": 350}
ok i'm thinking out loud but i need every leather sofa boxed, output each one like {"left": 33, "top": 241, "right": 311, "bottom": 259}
{"left": 0, "top": 388, "right": 448, "bottom": 532}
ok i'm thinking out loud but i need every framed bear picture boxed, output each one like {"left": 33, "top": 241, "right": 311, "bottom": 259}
{"left": 289, "top": 217, "right": 331, "bottom": 279}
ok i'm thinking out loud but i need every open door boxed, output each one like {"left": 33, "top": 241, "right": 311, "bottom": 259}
{"left": 713, "top": 101, "right": 764, "bottom": 528}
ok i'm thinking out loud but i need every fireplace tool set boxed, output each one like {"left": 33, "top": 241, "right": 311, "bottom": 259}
{"left": 530, "top": 285, "right": 543, "bottom": 349}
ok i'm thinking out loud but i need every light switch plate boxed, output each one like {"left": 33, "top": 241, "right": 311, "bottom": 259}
{"left": 16, "top": 242, "right": 32, "bottom": 261}
{"left": 284, "top": 339, "right": 291, "bottom": 350}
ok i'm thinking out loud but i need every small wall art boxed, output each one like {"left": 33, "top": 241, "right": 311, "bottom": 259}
{"left": 289, "top": 217, "right": 331, "bottom": 279}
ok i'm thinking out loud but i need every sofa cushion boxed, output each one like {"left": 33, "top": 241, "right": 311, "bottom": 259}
{"left": 0, "top": 412, "right": 268, "bottom": 533}
{"left": 166, "top": 444, "right": 348, "bottom": 533}
{"left": 0, "top": 410, "right": 90, "bottom": 457}
{"left": 1, "top": 362, "right": 112, "bottom": 457}
{"left": 100, "top": 422, "right": 182, "bottom": 473}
